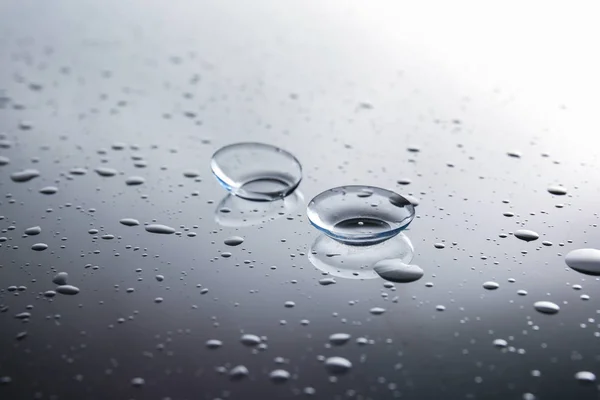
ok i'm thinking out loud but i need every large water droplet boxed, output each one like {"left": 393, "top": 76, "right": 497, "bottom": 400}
{"left": 307, "top": 186, "right": 415, "bottom": 245}
{"left": 565, "top": 248, "right": 600, "bottom": 276}
{"left": 533, "top": 301, "right": 559, "bottom": 314}
{"left": 373, "top": 259, "right": 423, "bottom": 283}
{"left": 145, "top": 224, "right": 175, "bottom": 234}
{"left": 211, "top": 142, "right": 302, "bottom": 201}
{"left": 0, "top": 156, "right": 10, "bottom": 166}
{"left": 514, "top": 229, "right": 539, "bottom": 242}
{"left": 10, "top": 169, "right": 40, "bottom": 182}
{"left": 324, "top": 357, "right": 352, "bottom": 375}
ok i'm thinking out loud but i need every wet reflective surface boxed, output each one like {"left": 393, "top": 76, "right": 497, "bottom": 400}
{"left": 1, "top": 1, "right": 600, "bottom": 399}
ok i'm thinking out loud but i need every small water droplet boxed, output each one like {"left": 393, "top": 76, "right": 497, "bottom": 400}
{"left": 94, "top": 167, "right": 117, "bottom": 177}
{"left": 39, "top": 186, "right": 58, "bottom": 195}
{"left": 329, "top": 333, "right": 351, "bottom": 345}
{"left": 31, "top": 243, "right": 48, "bottom": 251}
{"left": 269, "top": 369, "right": 291, "bottom": 383}
{"left": 229, "top": 365, "right": 249, "bottom": 380}
{"left": 493, "top": 339, "right": 508, "bottom": 348}
{"left": 0, "top": 156, "right": 10, "bottom": 166}
{"left": 574, "top": 371, "right": 596, "bottom": 383}
{"left": 119, "top": 218, "right": 140, "bottom": 226}
{"left": 434, "top": 243, "right": 445, "bottom": 249}
{"left": 533, "top": 301, "right": 559, "bottom": 314}
{"left": 125, "top": 176, "right": 145, "bottom": 185}
{"left": 483, "top": 281, "right": 499, "bottom": 290}
{"left": 56, "top": 285, "right": 79, "bottom": 295}
{"left": 131, "top": 377, "right": 145, "bottom": 387}
{"left": 224, "top": 236, "right": 244, "bottom": 246}
{"left": 369, "top": 307, "right": 386, "bottom": 315}
{"left": 24, "top": 226, "right": 41, "bottom": 236}
{"left": 547, "top": 185, "right": 567, "bottom": 195}
{"left": 324, "top": 357, "right": 352, "bottom": 375}
{"left": 183, "top": 170, "right": 200, "bottom": 178}
{"left": 240, "top": 334, "right": 261, "bottom": 346}
{"left": 318, "top": 277, "right": 336, "bottom": 286}
{"left": 145, "top": 224, "right": 175, "bottom": 234}
{"left": 206, "top": 339, "right": 223, "bottom": 349}
{"left": 52, "top": 272, "right": 68, "bottom": 285}
{"left": 10, "top": 169, "right": 40, "bottom": 182}
{"left": 514, "top": 229, "right": 539, "bottom": 242}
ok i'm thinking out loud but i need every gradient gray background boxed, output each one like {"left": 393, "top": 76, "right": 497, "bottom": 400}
{"left": 1, "top": 1, "right": 599, "bottom": 399}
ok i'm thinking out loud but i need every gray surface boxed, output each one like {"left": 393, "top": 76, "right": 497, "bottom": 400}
{"left": 1, "top": 1, "right": 599, "bottom": 399}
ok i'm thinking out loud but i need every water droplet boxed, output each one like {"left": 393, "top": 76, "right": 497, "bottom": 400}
{"left": 69, "top": 167, "right": 87, "bottom": 175}
{"left": 39, "top": 186, "right": 58, "bottom": 195}
{"left": 56, "top": 285, "right": 79, "bottom": 295}
{"left": 145, "top": 224, "right": 175, "bottom": 234}
{"left": 0, "top": 156, "right": 10, "bottom": 166}
{"left": 125, "top": 176, "right": 145, "bottom": 185}
{"left": 434, "top": 243, "right": 445, "bottom": 249}
{"left": 533, "top": 301, "right": 559, "bottom": 314}
{"left": 24, "top": 226, "right": 41, "bottom": 236}
{"left": 493, "top": 339, "right": 508, "bottom": 348}
{"left": 514, "top": 229, "right": 539, "bottom": 242}
{"left": 206, "top": 339, "right": 223, "bottom": 349}
{"left": 269, "top": 369, "right": 291, "bottom": 383}
{"left": 15, "top": 312, "right": 31, "bottom": 320}
{"left": 517, "top": 290, "right": 528, "bottom": 296}
{"left": 318, "top": 277, "right": 336, "bottom": 285}
{"left": 542, "top": 241, "right": 553, "bottom": 246}
{"left": 565, "top": 248, "right": 600, "bottom": 276}
{"left": 229, "top": 365, "right": 249, "bottom": 380}
{"left": 507, "top": 150, "right": 522, "bottom": 158}
{"left": 284, "top": 301, "right": 295, "bottom": 308}
{"left": 119, "top": 218, "right": 140, "bottom": 226}
{"left": 221, "top": 252, "right": 232, "bottom": 258}
{"left": 183, "top": 170, "right": 200, "bottom": 178}
{"left": 373, "top": 260, "right": 423, "bottom": 283}
{"left": 94, "top": 167, "right": 117, "bottom": 177}
{"left": 155, "top": 275, "right": 164, "bottom": 282}
{"left": 16, "top": 331, "right": 27, "bottom": 340}
{"left": 397, "top": 178, "right": 412, "bottom": 185}
{"left": 10, "top": 169, "right": 40, "bottom": 182}
{"left": 483, "top": 281, "right": 499, "bottom": 290}
{"left": 224, "top": 236, "right": 244, "bottom": 246}
{"left": 574, "top": 371, "right": 596, "bottom": 383}
{"left": 240, "top": 334, "right": 261, "bottom": 346}
{"left": 307, "top": 186, "right": 415, "bottom": 245}
{"left": 52, "top": 272, "right": 68, "bottom": 285}
{"left": 436, "top": 305, "right": 446, "bottom": 311}
{"left": 154, "top": 297, "right": 163, "bottom": 303}
{"left": 44, "top": 290, "right": 56, "bottom": 298}
{"left": 329, "top": 333, "right": 351, "bottom": 345}
{"left": 211, "top": 143, "right": 302, "bottom": 201}
{"left": 369, "top": 307, "right": 386, "bottom": 315}
{"left": 324, "top": 357, "right": 352, "bottom": 375}
{"left": 547, "top": 185, "right": 567, "bottom": 195}
{"left": 131, "top": 377, "right": 145, "bottom": 387}
{"left": 31, "top": 243, "right": 48, "bottom": 251}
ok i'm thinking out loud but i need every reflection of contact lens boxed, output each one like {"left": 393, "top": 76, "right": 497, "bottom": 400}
{"left": 308, "top": 233, "right": 414, "bottom": 280}
{"left": 214, "top": 191, "right": 303, "bottom": 228}
{"left": 211, "top": 142, "right": 302, "bottom": 201}
{"left": 307, "top": 186, "right": 415, "bottom": 245}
